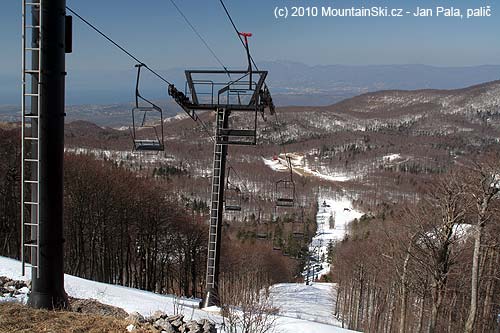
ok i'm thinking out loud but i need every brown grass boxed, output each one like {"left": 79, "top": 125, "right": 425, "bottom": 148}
{"left": 0, "top": 122, "right": 19, "bottom": 130}
{"left": 0, "top": 302, "right": 157, "bottom": 333}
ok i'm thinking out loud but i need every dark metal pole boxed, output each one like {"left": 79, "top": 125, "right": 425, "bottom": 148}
{"left": 28, "top": 0, "right": 68, "bottom": 309}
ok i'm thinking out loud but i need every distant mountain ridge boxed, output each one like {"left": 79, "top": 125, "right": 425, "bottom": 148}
{"left": 55, "top": 79, "right": 500, "bottom": 149}
{"left": 260, "top": 61, "right": 500, "bottom": 106}
{"left": 1, "top": 67, "right": 499, "bottom": 127}
{"left": 267, "top": 79, "right": 500, "bottom": 144}
{"left": 1, "top": 62, "right": 499, "bottom": 106}
{"left": 263, "top": 61, "right": 500, "bottom": 89}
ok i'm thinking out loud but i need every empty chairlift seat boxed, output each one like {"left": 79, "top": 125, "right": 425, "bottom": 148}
{"left": 224, "top": 187, "right": 242, "bottom": 212}
{"left": 132, "top": 105, "right": 164, "bottom": 151}
{"left": 224, "top": 170, "right": 242, "bottom": 212}
{"left": 256, "top": 232, "right": 268, "bottom": 239}
{"left": 275, "top": 179, "right": 295, "bottom": 208}
{"left": 130, "top": 64, "right": 165, "bottom": 152}
{"left": 293, "top": 231, "right": 304, "bottom": 239}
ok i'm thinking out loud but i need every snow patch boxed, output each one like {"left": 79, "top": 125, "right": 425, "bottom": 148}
{"left": 270, "top": 283, "right": 342, "bottom": 326}
{"left": 0, "top": 256, "right": 358, "bottom": 332}
{"left": 307, "top": 197, "right": 363, "bottom": 280}
{"left": 263, "top": 153, "right": 358, "bottom": 182}
{"left": 262, "top": 157, "right": 289, "bottom": 172}
{"left": 383, "top": 153, "right": 401, "bottom": 162}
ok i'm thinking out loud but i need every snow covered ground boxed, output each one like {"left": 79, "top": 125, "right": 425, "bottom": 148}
{"left": 270, "top": 283, "right": 342, "bottom": 326}
{"left": 268, "top": 195, "right": 363, "bottom": 332}
{"left": 383, "top": 153, "right": 402, "bottom": 162}
{"left": 262, "top": 154, "right": 359, "bottom": 182}
{"left": 0, "top": 180, "right": 364, "bottom": 332}
{"left": 0, "top": 256, "right": 358, "bottom": 332}
{"left": 307, "top": 197, "right": 363, "bottom": 280}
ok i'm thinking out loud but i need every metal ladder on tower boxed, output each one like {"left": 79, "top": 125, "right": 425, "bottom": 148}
{"left": 205, "top": 109, "right": 226, "bottom": 299}
{"left": 21, "top": 0, "right": 42, "bottom": 277}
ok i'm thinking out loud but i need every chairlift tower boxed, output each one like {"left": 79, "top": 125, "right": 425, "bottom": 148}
{"left": 170, "top": 67, "right": 274, "bottom": 308}
{"left": 21, "top": 0, "right": 70, "bottom": 309}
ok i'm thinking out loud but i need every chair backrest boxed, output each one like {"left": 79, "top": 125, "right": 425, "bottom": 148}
{"left": 131, "top": 64, "right": 164, "bottom": 152}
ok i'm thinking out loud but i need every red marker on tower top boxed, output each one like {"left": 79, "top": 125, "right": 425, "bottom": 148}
{"left": 238, "top": 32, "right": 252, "bottom": 46}
{"left": 238, "top": 32, "right": 253, "bottom": 37}
{"left": 238, "top": 32, "right": 253, "bottom": 89}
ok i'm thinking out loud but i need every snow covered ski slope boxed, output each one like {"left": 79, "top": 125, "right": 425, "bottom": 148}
{"left": 307, "top": 197, "right": 363, "bottom": 280}
{"left": 0, "top": 255, "right": 359, "bottom": 332}
{"left": 270, "top": 196, "right": 363, "bottom": 331}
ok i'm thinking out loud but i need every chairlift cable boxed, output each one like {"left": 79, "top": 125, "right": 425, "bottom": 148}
{"left": 271, "top": 106, "right": 298, "bottom": 206}
{"left": 66, "top": 6, "right": 172, "bottom": 86}
{"left": 273, "top": 111, "right": 294, "bottom": 178}
{"left": 168, "top": 0, "right": 231, "bottom": 77}
{"left": 67, "top": 5, "right": 266, "bottom": 212}
{"left": 67, "top": 6, "right": 218, "bottom": 149}
{"left": 217, "top": 0, "right": 290, "bottom": 175}
{"left": 169, "top": 1, "right": 271, "bottom": 194}
{"left": 217, "top": 1, "right": 280, "bottom": 177}
{"left": 218, "top": 1, "right": 245, "bottom": 47}
{"left": 217, "top": 0, "right": 265, "bottom": 82}
{"left": 218, "top": 0, "right": 258, "bottom": 69}
{"left": 211, "top": 0, "right": 280, "bottom": 200}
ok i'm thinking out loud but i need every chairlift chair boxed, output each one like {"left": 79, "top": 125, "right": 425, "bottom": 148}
{"left": 292, "top": 220, "right": 305, "bottom": 240}
{"left": 224, "top": 187, "right": 242, "bottom": 212}
{"left": 293, "top": 231, "right": 304, "bottom": 239}
{"left": 131, "top": 64, "right": 165, "bottom": 152}
{"left": 275, "top": 155, "right": 295, "bottom": 207}
{"left": 256, "top": 232, "right": 268, "bottom": 239}
{"left": 224, "top": 167, "right": 242, "bottom": 212}
{"left": 256, "top": 220, "right": 269, "bottom": 239}
{"left": 275, "top": 179, "right": 295, "bottom": 208}
{"left": 293, "top": 207, "right": 306, "bottom": 239}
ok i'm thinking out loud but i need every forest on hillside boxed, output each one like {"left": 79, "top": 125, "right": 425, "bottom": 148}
{"left": 0, "top": 127, "right": 303, "bottom": 304}
{"left": 330, "top": 154, "right": 500, "bottom": 333}
{"left": 2, "top": 98, "right": 500, "bottom": 333}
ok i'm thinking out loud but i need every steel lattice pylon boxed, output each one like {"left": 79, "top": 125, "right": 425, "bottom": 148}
{"left": 169, "top": 69, "right": 274, "bottom": 308}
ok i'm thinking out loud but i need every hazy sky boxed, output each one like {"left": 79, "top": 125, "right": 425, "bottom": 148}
{"left": 0, "top": 0, "right": 499, "bottom": 103}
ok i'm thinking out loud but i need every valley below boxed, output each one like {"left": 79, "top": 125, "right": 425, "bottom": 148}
{"left": 1, "top": 80, "right": 500, "bottom": 332}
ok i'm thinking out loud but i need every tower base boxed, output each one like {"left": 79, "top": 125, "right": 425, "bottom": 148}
{"left": 28, "top": 290, "right": 68, "bottom": 310}
{"left": 200, "top": 288, "right": 219, "bottom": 309}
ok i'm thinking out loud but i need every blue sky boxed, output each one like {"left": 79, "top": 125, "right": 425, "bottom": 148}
{"left": 0, "top": 0, "right": 499, "bottom": 103}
